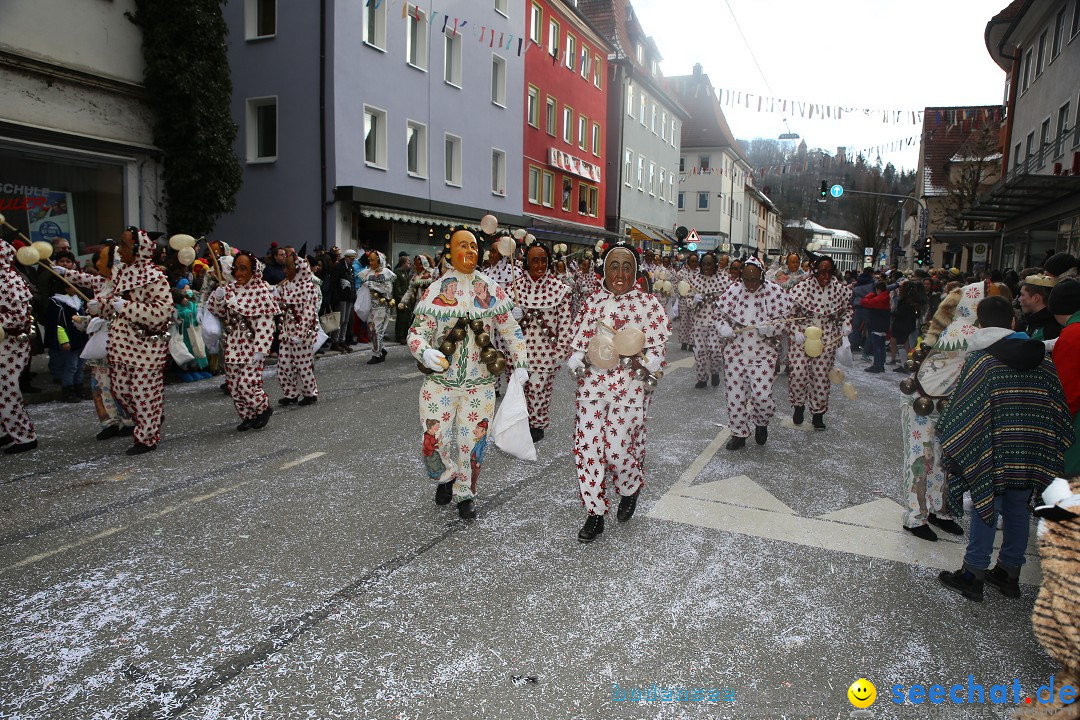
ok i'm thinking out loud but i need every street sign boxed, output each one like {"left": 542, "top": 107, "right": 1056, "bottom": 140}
{"left": 686, "top": 228, "right": 700, "bottom": 252}
{"left": 829, "top": 184, "right": 844, "bottom": 198}
{"left": 972, "top": 242, "right": 988, "bottom": 262}
{"left": 863, "top": 247, "right": 874, "bottom": 257}
{"left": 687, "top": 243, "right": 697, "bottom": 251}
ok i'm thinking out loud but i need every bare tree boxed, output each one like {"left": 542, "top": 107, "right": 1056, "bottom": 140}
{"left": 931, "top": 125, "right": 1001, "bottom": 231}
{"left": 850, "top": 174, "right": 897, "bottom": 260}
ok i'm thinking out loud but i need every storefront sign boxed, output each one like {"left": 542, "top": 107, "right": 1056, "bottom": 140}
{"left": 548, "top": 148, "right": 601, "bottom": 183}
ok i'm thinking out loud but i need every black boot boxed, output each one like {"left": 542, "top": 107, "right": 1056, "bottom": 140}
{"left": 435, "top": 480, "right": 453, "bottom": 506}
{"left": 117, "top": 424, "right": 135, "bottom": 436}
{"left": 680, "top": 343, "right": 688, "bottom": 351}
{"left": 457, "top": 498, "right": 477, "bottom": 520}
{"left": 710, "top": 373, "right": 721, "bottom": 387}
{"left": 125, "top": 442, "right": 156, "bottom": 456}
{"left": 617, "top": 489, "right": 640, "bottom": 523}
{"left": 96, "top": 425, "right": 121, "bottom": 441}
{"left": 694, "top": 380, "right": 707, "bottom": 389}
{"left": 725, "top": 435, "right": 746, "bottom": 451}
{"left": 298, "top": 395, "right": 318, "bottom": 406}
{"left": 792, "top": 406, "right": 805, "bottom": 424}
{"left": 3, "top": 439, "right": 38, "bottom": 454}
{"left": 0, "top": 434, "right": 12, "bottom": 446}
{"left": 812, "top": 413, "right": 826, "bottom": 430}
{"left": 938, "top": 566, "right": 984, "bottom": 602}
{"left": 928, "top": 513, "right": 964, "bottom": 536}
{"left": 529, "top": 427, "right": 545, "bottom": 442}
{"left": 577, "top": 514, "right": 604, "bottom": 543}
{"left": 904, "top": 524, "right": 938, "bottom": 541}
{"left": 237, "top": 418, "right": 255, "bottom": 432}
{"left": 278, "top": 397, "right": 298, "bottom": 406}
{"left": 366, "top": 353, "right": 385, "bottom": 365}
{"left": 755, "top": 425, "right": 768, "bottom": 445}
{"left": 252, "top": 407, "right": 273, "bottom": 429}
{"left": 984, "top": 563, "right": 1021, "bottom": 598}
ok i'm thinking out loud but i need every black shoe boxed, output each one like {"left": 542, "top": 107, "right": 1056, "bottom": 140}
{"left": 381, "top": 348, "right": 388, "bottom": 358}
{"left": 366, "top": 354, "right": 384, "bottom": 364}
{"left": 984, "top": 565, "right": 1022, "bottom": 598}
{"left": 710, "top": 373, "right": 721, "bottom": 387}
{"left": 755, "top": 425, "right": 768, "bottom": 445}
{"left": 3, "top": 439, "right": 38, "bottom": 454}
{"left": 62, "top": 387, "right": 80, "bottom": 403}
{"left": 252, "top": 407, "right": 273, "bottom": 429}
{"left": 278, "top": 397, "right": 298, "bottom": 406}
{"left": 792, "top": 406, "right": 805, "bottom": 425}
{"left": 578, "top": 514, "right": 604, "bottom": 542}
{"left": 681, "top": 343, "right": 688, "bottom": 351}
{"left": 0, "top": 434, "right": 12, "bottom": 447}
{"left": 726, "top": 435, "right": 747, "bottom": 451}
{"left": 928, "top": 513, "right": 964, "bottom": 536}
{"left": 435, "top": 481, "right": 454, "bottom": 506}
{"left": 298, "top": 395, "right": 318, "bottom": 406}
{"left": 694, "top": 380, "right": 707, "bottom": 389}
{"left": 904, "top": 524, "right": 938, "bottom": 542}
{"left": 938, "top": 567, "right": 984, "bottom": 602}
{"left": 125, "top": 442, "right": 156, "bottom": 456}
{"left": 457, "top": 498, "right": 476, "bottom": 520}
{"left": 117, "top": 424, "right": 135, "bottom": 437}
{"left": 237, "top": 418, "right": 255, "bottom": 432}
{"left": 529, "top": 427, "right": 545, "bottom": 442}
{"left": 864, "top": 366, "right": 884, "bottom": 373}
{"left": 617, "top": 489, "right": 640, "bottom": 523}
{"left": 96, "top": 425, "right": 121, "bottom": 441}
{"left": 812, "top": 413, "right": 826, "bottom": 430}
{"left": 892, "top": 366, "right": 908, "bottom": 373}
{"left": 220, "top": 382, "right": 230, "bottom": 395}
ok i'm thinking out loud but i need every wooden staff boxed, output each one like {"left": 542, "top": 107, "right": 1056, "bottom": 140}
{"left": 0, "top": 217, "right": 91, "bottom": 302}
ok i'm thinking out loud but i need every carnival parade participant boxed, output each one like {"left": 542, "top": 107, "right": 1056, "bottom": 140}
{"left": 688, "top": 252, "right": 728, "bottom": 389}
{"left": 567, "top": 240, "right": 670, "bottom": 543}
{"left": 276, "top": 251, "right": 320, "bottom": 407}
{"left": 515, "top": 241, "right": 572, "bottom": 442}
{"left": 55, "top": 242, "right": 135, "bottom": 439}
{"left": 786, "top": 255, "right": 853, "bottom": 430}
{"left": 675, "top": 252, "right": 699, "bottom": 351}
{"left": 359, "top": 251, "right": 396, "bottom": 365}
{"left": 207, "top": 251, "right": 279, "bottom": 431}
{"left": 715, "top": 257, "right": 794, "bottom": 450}
{"left": 572, "top": 255, "right": 600, "bottom": 321}
{"left": 767, "top": 252, "right": 807, "bottom": 290}
{"left": 105, "top": 227, "right": 172, "bottom": 455}
{"left": 0, "top": 239, "right": 38, "bottom": 454}
{"left": 400, "top": 254, "right": 438, "bottom": 312}
{"left": 408, "top": 227, "right": 528, "bottom": 520}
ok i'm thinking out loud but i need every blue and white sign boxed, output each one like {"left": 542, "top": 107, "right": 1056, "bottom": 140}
{"left": 829, "top": 184, "right": 844, "bottom": 198}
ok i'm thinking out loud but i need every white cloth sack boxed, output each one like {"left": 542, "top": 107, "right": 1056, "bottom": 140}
{"left": 199, "top": 307, "right": 222, "bottom": 353}
{"left": 313, "top": 326, "right": 329, "bottom": 353}
{"left": 836, "top": 336, "right": 853, "bottom": 368}
{"left": 670, "top": 298, "right": 679, "bottom": 320}
{"left": 79, "top": 317, "right": 108, "bottom": 361}
{"left": 169, "top": 324, "right": 195, "bottom": 366}
{"left": 186, "top": 324, "right": 206, "bottom": 359}
{"left": 353, "top": 284, "right": 371, "bottom": 323}
{"left": 492, "top": 374, "right": 536, "bottom": 461}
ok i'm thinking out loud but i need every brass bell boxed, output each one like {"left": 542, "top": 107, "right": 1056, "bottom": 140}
{"left": 912, "top": 396, "right": 935, "bottom": 416}
{"left": 904, "top": 359, "right": 917, "bottom": 372}
{"left": 620, "top": 356, "right": 633, "bottom": 367}
{"left": 450, "top": 327, "right": 467, "bottom": 342}
{"left": 632, "top": 367, "right": 647, "bottom": 379}
{"left": 470, "top": 319, "right": 486, "bottom": 334}
{"left": 644, "top": 376, "right": 658, "bottom": 389}
{"left": 899, "top": 378, "right": 917, "bottom": 395}
{"left": 439, "top": 341, "right": 456, "bottom": 357}
{"left": 936, "top": 399, "right": 949, "bottom": 414}
{"left": 475, "top": 331, "right": 491, "bottom": 348}
{"left": 480, "top": 348, "right": 498, "bottom": 364}
{"left": 489, "top": 357, "right": 507, "bottom": 375}
{"left": 912, "top": 347, "right": 926, "bottom": 362}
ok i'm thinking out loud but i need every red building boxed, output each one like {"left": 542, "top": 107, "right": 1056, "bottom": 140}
{"left": 523, "top": 0, "right": 614, "bottom": 247}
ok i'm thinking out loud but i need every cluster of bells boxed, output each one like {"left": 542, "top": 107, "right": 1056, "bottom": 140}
{"left": 522, "top": 309, "right": 557, "bottom": 340}
{"left": 417, "top": 317, "right": 507, "bottom": 376}
{"left": 0, "top": 324, "right": 31, "bottom": 344}
{"left": 571, "top": 326, "right": 662, "bottom": 391}
{"left": 897, "top": 345, "right": 946, "bottom": 416}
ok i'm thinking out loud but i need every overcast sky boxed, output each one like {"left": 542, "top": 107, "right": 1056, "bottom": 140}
{"left": 631, "top": 0, "right": 1009, "bottom": 173}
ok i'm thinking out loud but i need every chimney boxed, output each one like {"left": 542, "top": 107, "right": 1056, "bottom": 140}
{"left": 693, "top": 63, "right": 702, "bottom": 77}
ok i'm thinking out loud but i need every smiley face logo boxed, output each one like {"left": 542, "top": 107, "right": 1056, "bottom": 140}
{"left": 848, "top": 678, "right": 877, "bottom": 708}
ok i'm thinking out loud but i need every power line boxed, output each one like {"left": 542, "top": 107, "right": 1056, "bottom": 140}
{"left": 723, "top": 0, "right": 794, "bottom": 137}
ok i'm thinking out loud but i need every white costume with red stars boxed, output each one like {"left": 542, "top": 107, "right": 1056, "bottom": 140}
{"left": 786, "top": 274, "right": 853, "bottom": 415}
{"left": 276, "top": 257, "right": 320, "bottom": 401}
{"left": 517, "top": 272, "right": 572, "bottom": 431}
{"left": 715, "top": 276, "right": 794, "bottom": 439}
{"left": 572, "top": 264, "right": 601, "bottom": 321}
{"left": 688, "top": 273, "right": 730, "bottom": 383}
{"left": 0, "top": 240, "right": 36, "bottom": 445}
{"left": 569, "top": 286, "right": 670, "bottom": 516}
{"left": 674, "top": 265, "right": 698, "bottom": 347}
{"left": 105, "top": 231, "right": 172, "bottom": 448}
{"left": 207, "top": 261, "right": 278, "bottom": 422}
{"left": 408, "top": 268, "right": 527, "bottom": 502}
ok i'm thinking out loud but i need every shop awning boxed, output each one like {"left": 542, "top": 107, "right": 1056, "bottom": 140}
{"left": 524, "top": 213, "right": 619, "bottom": 244}
{"left": 626, "top": 223, "right": 671, "bottom": 245}
{"left": 359, "top": 206, "right": 475, "bottom": 228}
{"left": 959, "top": 172, "right": 1080, "bottom": 223}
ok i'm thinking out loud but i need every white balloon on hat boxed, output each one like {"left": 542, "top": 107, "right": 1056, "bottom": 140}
{"left": 512, "top": 228, "right": 527, "bottom": 240}
{"left": 177, "top": 246, "right": 197, "bottom": 266}
{"left": 15, "top": 245, "right": 41, "bottom": 266}
{"left": 479, "top": 214, "right": 499, "bottom": 235}
{"left": 169, "top": 233, "right": 197, "bottom": 251}
{"left": 31, "top": 241, "right": 54, "bottom": 260}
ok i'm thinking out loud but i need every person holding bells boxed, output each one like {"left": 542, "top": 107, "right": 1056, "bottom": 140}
{"left": 567, "top": 240, "right": 670, "bottom": 543}
{"left": 687, "top": 251, "right": 729, "bottom": 389}
{"left": 714, "top": 257, "right": 794, "bottom": 450}
{"left": 408, "top": 225, "right": 528, "bottom": 521}
{"left": 358, "top": 251, "right": 396, "bottom": 364}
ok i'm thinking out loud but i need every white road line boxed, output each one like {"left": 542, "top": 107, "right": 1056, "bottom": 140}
{"left": 280, "top": 452, "right": 326, "bottom": 470}
{"left": 1, "top": 527, "right": 123, "bottom": 575}
{"left": 401, "top": 371, "right": 425, "bottom": 379}
{"left": 664, "top": 356, "right": 695, "bottom": 371}
{"left": 672, "top": 427, "right": 730, "bottom": 491}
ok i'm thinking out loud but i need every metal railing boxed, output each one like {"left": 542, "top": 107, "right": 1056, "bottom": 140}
{"left": 1007, "top": 124, "right": 1080, "bottom": 181}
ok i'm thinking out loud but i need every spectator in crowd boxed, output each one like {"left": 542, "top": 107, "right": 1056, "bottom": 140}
{"left": 849, "top": 266, "right": 875, "bottom": 354}
{"left": 1019, "top": 274, "right": 1062, "bottom": 342}
{"left": 889, "top": 279, "right": 924, "bottom": 370}
{"left": 860, "top": 281, "right": 891, "bottom": 373}
{"left": 328, "top": 248, "right": 356, "bottom": 352}
{"left": 1049, "top": 279, "right": 1080, "bottom": 476}
{"left": 45, "top": 268, "right": 88, "bottom": 402}
{"left": 263, "top": 244, "right": 287, "bottom": 286}
{"left": 1044, "top": 252, "right": 1078, "bottom": 281}
{"left": 393, "top": 251, "right": 413, "bottom": 345}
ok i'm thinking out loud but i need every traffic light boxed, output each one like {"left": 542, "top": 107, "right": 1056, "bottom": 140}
{"left": 820, "top": 181, "right": 828, "bottom": 199}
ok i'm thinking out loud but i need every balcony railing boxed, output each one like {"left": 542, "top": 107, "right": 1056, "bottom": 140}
{"left": 1008, "top": 124, "right": 1080, "bottom": 182}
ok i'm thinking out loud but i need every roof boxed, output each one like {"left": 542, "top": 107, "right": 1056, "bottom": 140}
{"left": 785, "top": 219, "right": 834, "bottom": 234}
{"left": 667, "top": 68, "right": 750, "bottom": 165}
{"left": 984, "top": 0, "right": 1033, "bottom": 71}
{"left": 919, "top": 105, "right": 1004, "bottom": 197}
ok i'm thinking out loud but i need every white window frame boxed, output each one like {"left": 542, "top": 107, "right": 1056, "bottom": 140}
{"left": 1052, "top": 8, "right": 1066, "bottom": 59}
{"left": 577, "top": 114, "right": 587, "bottom": 151}
{"left": 491, "top": 54, "right": 507, "bottom": 107}
{"left": 587, "top": 185, "right": 598, "bottom": 218}
{"left": 245, "top": 0, "right": 276, "bottom": 40}
{"left": 528, "top": 166, "right": 542, "bottom": 204}
{"left": 623, "top": 148, "right": 633, "bottom": 187}
{"left": 494, "top": 0, "right": 508, "bottom": 18}
{"left": 362, "top": 0, "right": 386, "bottom": 50}
{"left": 677, "top": 192, "right": 684, "bottom": 210}
{"left": 1035, "top": 30, "right": 1047, "bottom": 78}
{"left": 530, "top": 3, "right": 543, "bottom": 44}
{"left": 659, "top": 168, "right": 666, "bottom": 201}
{"left": 545, "top": 96, "right": 557, "bottom": 136}
{"left": 406, "top": 120, "right": 428, "bottom": 179}
{"left": 591, "top": 122, "right": 601, "bottom": 157}
{"left": 547, "top": 18, "right": 560, "bottom": 58}
{"left": 246, "top": 95, "right": 278, "bottom": 163}
{"left": 581, "top": 47, "right": 590, "bottom": 79}
{"left": 661, "top": 110, "right": 668, "bottom": 141}
{"left": 671, "top": 119, "right": 677, "bottom": 146}
{"left": 444, "top": 133, "right": 462, "bottom": 187}
{"left": 627, "top": 83, "right": 634, "bottom": 117}
{"left": 648, "top": 162, "right": 656, "bottom": 195}
{"left": 697, "top": 192, "right": 709, "bottom": 210}
{"left": 639, "top": 94, "right": 646, "bottom": 125}
{"left": 561, "top": 176, "right": 573, "bottom": 212}
{"left": 527, "top": 85, "right": 540, "bottom": 128}
{"left": 565, "top": 33, "right": 576, "bottom": 69}
{"left": 491, "top": 148, "right": 506, "bottom": 196}
{"left": 363, "top": 104, "right": 387, "bottom": 169}
{"left": 562, "top": 106, "right": 573, "bottom": 144}
{"left": 699, "top": 154, "right": 710, "bottom": 172}
{"left": 593, "top": 58, "right": 602, "bottom": 88}
{"left": 650, "top": 103, "right": 657, "bottom": 134}
{"left": 444, "top": 31, "right": 462, "bottom": 87}
{"left": 637, "top": 154, "right": 645, "bottom": 190}
{"left": 406, "top": 5, "right": 429, "bottom": 71}
{"left": 668, "top": 175, "right": 674, "bottom": 204}
{"left": 542, "top": 171, "right": 554, "bottom": 208}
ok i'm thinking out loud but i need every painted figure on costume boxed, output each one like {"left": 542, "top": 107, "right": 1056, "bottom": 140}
{"left": 422, "top": 418, "right": 447, "bottom": 480}
{"left": 433, "top": 277, "right": 459, "bottom": 307}
{"left": 473, "top": 280, "right": 497, "bottom": 309}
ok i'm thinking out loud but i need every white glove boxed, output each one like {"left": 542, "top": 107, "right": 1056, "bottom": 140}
{"left": 214, "top": 287, "right": 227, "bottom": 300}
{"left": 716, "top": 322, "right": 733, "bottom": 338}
{"left": 52, "top": 266, "right": 67, "bottom": 276}
{"left": 252, "top": 352, "right": 264, "bottom": 364}
{"left": 87, "top": 299, "right": 101, "bottom": 316}
{"left": 511, "top": 306, "right": 523, "bottom": 321}
{"left": 112, "top": 298, "right": 126, "bottom": 313}
{"left": 692, "top": 294, "right": 703, "bottom": 305}
{"left": 642, "top": 353, "right": 663, "bottom": 373}
{"left": 423, "top": 348, "right": 447, "bottom": 372}
{"left": 794, "top": 330, "right": 806, "bottom": 345}
{"left": 513, "top": 367, "right": 530, "bottom": 385}
{"left": 567, "top": 350, "right": 586, "bottom": 372}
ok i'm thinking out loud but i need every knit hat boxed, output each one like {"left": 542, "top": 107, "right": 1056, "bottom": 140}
{"left": 1044, "top": 252, "right": 1077, "bottom": 278}
{"left": 1048, "top": 279, "right": 1080, "bottom": 316}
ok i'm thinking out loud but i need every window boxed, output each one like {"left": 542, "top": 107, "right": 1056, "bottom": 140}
{"left": 699, "top": 155, "right": 710, "bottom": 172}
{"left": 697, "top": 192, "right": 709, "bottom": 210}
{"left": 1057, "top": 102, "right": 1071, "bottom": 156}
{"left": 444, "top": 134, "right": 462, "bottom": 186}
{"left": 671, "top": 119, "right": 677, "bottom": 146}
{"left": 679, "top": 156, "right": 685, "bottom": 172}
{"left": 593, "top": 58, "right": 602, "bottom": 89}
{"left": 637, "top": 154, "right": 644, "bottom": 190}
{"left": 581, "top": 48, "right": 590, "bottom": 79}
{"left": 561, "top": 177, "right": 572, "bottom": 211}
{"left": 527, "top": 86, "right": 539, "bottom": 127}
{"left": 491, "top": 149, "right": 506, "bottom": 195}
{"left": 406, "top": 120, "right": 427, "bottom": 178}
{"left": 246, "top": 96, "right": 277, "bottom": 162}
{"left": 495, "top": 0, "right": 508, "bottom": 17}
{"left": 578, "top": 114, "right": 587, "bottom": 150}
{"left": 1053, "top": 8, "right": 1067, "bottom": 59}
{"left": 659, "top": 168, "right": 666, "bottom": 201}
{"left": 491, "top": 55, "right": 506, "bottom": 106}
{"left": 530, "top": 3, "right": 542, "bottom": 44}
{"left": 623, "top": 149, "right": 632, "bottom": 187}
{"left": 1036, "top": 30, "right": 1047, "bottom": 78}
{"left": 1013, "top": 141, "right": 1022, "bottom": 170}
{"left": 362, "top": 0, "right": 386, "bottom": 48}
{"left": 1022, "top": 48, "right": 1032, "bottom": 92}
{"left": 547, "top": 18, "right": 560, "bottom": 58}
{"left": 562, "top": 106, "right": 573, "bottom": 144}
{"left": 578, "top": 184, "right": 588, "bottom": 214}
{"left": 528, "top": 166, "right": 541, "bottom": 204}
{"left": 406, "top": 5, "right": 428, "bottom": 70}
{"left": 661, "top": 111, "right": 668, "bottom": 141}
{"left": 1040, "top": 117, "right": 1052, "bottom": 165}
{"left": 591, "top": 122, "right": 600, "bottom": 157}
{"left": 650, "top": 104, "right": 657, "bottom": 134}
{"left": 1026, "top": 131, "right": 1035, "bottom": 164}
{"left": 545, "top": 96, "right": 556, "bottom": 136}
{"left": 648, "top": 162, "right": 656, "bottom": 195}
{"left": 677, "top": 192, "right": 684, "bottom": 210}
{"left": 587, "top": 186, "right": 598, "bottom": 217}
{"left": 565, "top": 34, "right": 576, "bottom": 69}
{"left": 627, "top": 83, "right": 634, "bottom": 116}
{"left": 636, "top": 43, "right": 643, "bottom": 65}
{"left": 245, "top": 0, "right": 276, "bottom": 39}
{"left": 542, "top": 171, "right": 554, "bottom": 207}
{"left": 668, "top": 175, "right": 674, "bottom": 204}
{"left": 1073, "top": 0, "right": 1080, "bottom": 38}
{"left": 364, "top": 105, "right": 387, "bottom": 168}
{"left": 639, "top": 94, "right": 646, "bottom": 125}
{"left": 444, "top": 31, "right": 462, "bottom": 86}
